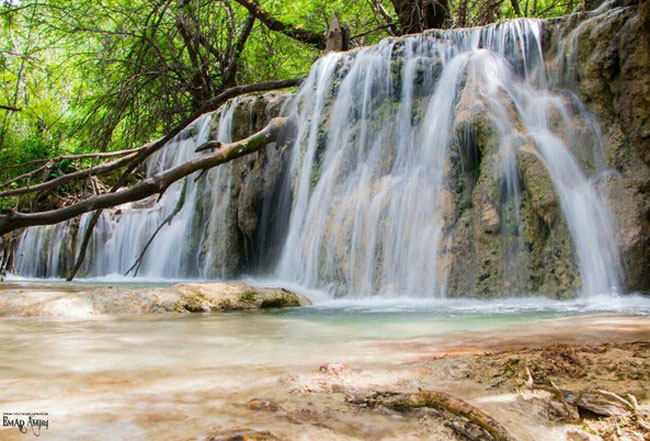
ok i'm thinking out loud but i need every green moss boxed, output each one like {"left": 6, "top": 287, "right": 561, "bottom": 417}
{"left": 239, "top": 291, "right": 258, "bottom": 304}
{"left": 260, "top": 293, "right": 300, "bottom": 309}
{"left": 217, "top": 299, "right": 234, "bottom": 310}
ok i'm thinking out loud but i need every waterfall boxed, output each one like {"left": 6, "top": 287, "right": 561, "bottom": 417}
{"left": 14, "top": 100, "right": 239, "bottom": 279}
{"left": 12, "top": 16, "right": 623, "bottom": 297}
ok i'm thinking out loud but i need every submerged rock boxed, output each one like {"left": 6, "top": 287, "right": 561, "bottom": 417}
{"left": 244, "top": 399, "right": 281, "bottom": 412}
{"left": 0, "top": 282, "right": 310, "bottom": 317}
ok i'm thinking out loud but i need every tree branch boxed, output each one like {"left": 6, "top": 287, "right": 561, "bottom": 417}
{"left": 0, "top": 149, "right": 145, "bottom": 198}
{"left": 125, "top": 177, "right": 189, "bottom": 277}
{"left": 0, "top": 117, "right": 289, "bottom": 235}
{"left": 0, "top": 147, "right": 145, "bottom": 190}
{"left": 108, "top": 77, "right": 303, "bottom": 186}
{"left": 0, "top": 105, "right": 21, "bottom": 112}
{"left": 66, "top": 209, "right": 102, "bottom": 281}
{"left": 232, "top": 0, "right": 326, "bottom": 49}
{"left": 222, "top": 12, "right": 256, "bottom": 87}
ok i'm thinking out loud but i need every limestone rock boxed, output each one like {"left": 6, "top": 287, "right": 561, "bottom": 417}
{"left": 548, "top": 4, "right": 650, "bottom": 292}
{"left": 517, "top": 145, "right": 559, "bottom": 227}
{"left": 174, "top": 282, "right": 311, "bottom": 311}
{"left": 196, "top": 90, "right": 293, "bottom": 278}
{"left": 479, "top": 196, "right": 500, "bottom": 234}
{"left": 0, "top": 281, "right": 310, "bottom": 317}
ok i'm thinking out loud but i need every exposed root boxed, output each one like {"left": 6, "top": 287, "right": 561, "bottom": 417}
{"left": 524, "top": 366, "right": 641, "bottom": 419}
{"left": 346, "top": 389, "right": 517, "bottom": 441}
{"left": 526, "top": 366, "right": 580, "bottom": 421}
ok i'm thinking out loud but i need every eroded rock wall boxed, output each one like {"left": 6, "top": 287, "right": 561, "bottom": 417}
{"left": 545, "top": 3, "right": 650, "bottom": 292}
{"left": 199, "top": 90, "right": 293, "bottom": 276}
{"left": 6, "top": 3, "right": 649, "bottom": 297}
{"left": 442, "top": 3, "right": 650, "bottom": 296}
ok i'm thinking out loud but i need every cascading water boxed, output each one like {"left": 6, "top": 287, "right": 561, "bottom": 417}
{"left": 12, "top": 14, "right": 623, "bottom": 297}
{"left": 14, "top": 100, "right": 240, "bottom": 279}
{"left": 275, "top": 19, "right": 621, "bottom": 297}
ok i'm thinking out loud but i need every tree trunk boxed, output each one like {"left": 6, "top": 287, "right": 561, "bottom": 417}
{"left": 390, "top": 0, "right": 449, "bottom": 34}
{"left": 325, "top": 12, "right": 350, "bottom": 53}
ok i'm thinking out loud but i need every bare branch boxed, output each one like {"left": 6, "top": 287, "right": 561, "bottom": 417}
{"left": 222, "top": 12, "right": 256, "bottom": 87}
{"left": 0, "top": 149, "right": 145, "bottom": 198}
{"left": 66, "top": 210, "right": 101, "bottom": 281}
{"left": 232, "top": 0, "right": 327, "bottom": 49}
{"left": 0, "top": 147, "right": 145, "bottom": 190}
{"left": 125, "top": 177, "right": 189, "bottom": 277}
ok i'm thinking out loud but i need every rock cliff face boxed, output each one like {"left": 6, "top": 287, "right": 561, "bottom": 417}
{"left": 201, "top": 90, "right": 293, "bottom": 276}
{"left": 8, "top": 90, "right": 293, "bottom": 279}
{"left": 150, "top": 89, "right": 294, "bottom": 277}
{"left": 442, "top": 2, "right": 650, "bottom": 296}
{"left": 266, "top": 1, "right": 648, "bottom": 297}
{"left": 442, "top": 77, "right": 583, "bottom": 298}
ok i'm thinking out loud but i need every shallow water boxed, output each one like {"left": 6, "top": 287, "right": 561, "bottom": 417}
{"left": 1, "top": 293, "right": 650, "bottom": 440}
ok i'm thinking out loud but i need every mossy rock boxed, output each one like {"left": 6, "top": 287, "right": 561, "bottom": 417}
{"left": 517, "top": 145, "right": 559, "bottom": 228}
{"left": 173, "top": 282, "right": 311, "bottom": 312}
